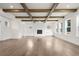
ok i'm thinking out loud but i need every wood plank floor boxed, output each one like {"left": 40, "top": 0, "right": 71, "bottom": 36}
{"left": 0, "top": 36, "right": 79, "bottom": 56}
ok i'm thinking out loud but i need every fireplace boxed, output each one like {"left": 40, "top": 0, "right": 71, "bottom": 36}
{"left": 37, "top": 30, "right": 42, "bottom": 34}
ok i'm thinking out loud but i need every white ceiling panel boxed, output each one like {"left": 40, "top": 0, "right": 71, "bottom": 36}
{"left": 17, "top": 18, "right": 32, "bottom": 20}
{"left": 56, "top": 3, "right": 79, "bottom": 9}
{"left": 47, "top": 18, "right": 63, "bottom": 20}
{"left": 0, "top": 3, "right": 78, "bottom": 20}
{"left": 31, "top": 12, "right": 48, "bottom": 16}
{"left": 26, "top": 3, "right": 53, "bottom": 9}
{"left": 11, "top": 13, "right": 29, "bottom": 16}
{"left": 51, "top": 12, "right": 72, "bottom": 16}
{"left": 0, "top": 3, "right": 23, "bottom": 9}
{"left": 33, "top": 18, "right": 45, "bottom": 20}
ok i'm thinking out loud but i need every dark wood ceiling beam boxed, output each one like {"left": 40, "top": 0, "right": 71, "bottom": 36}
{"left": 21, "top": 20, "right": 58, "bottom": 22}
{"left": 15, "top": 16, "right": 64, "bottom": 18}
{"left": 3, "top": 9, "right": 50, "bottom": 12}
{"left": 3, "top": 9, "right": 77, "bottom": 13}
{"left": 20, "top": 3, "right": 33, "bottom": 20}
{"left": 54, "top": 9, "right": 77, "bottom": 12}
{"left": 3, "top": 9, "right": 25, "bottom": 13}
{"left": 45, "top": 3, "right": 59, "bottom": 21}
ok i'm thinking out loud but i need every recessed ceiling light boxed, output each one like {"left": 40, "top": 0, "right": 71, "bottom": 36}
{"left": 10, "top": 5, "right": 14, "bottom": 8}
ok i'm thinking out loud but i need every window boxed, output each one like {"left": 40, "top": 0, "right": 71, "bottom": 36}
{"left": 61, "top": 23, "right": 63, "bottom": 32}
{"left": 67, "top": 20, "right": 71, "bottom": 32}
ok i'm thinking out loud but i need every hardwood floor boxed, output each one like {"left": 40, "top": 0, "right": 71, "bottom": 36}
{"left": 0, "top": 36, "right": 79, "bottom": 56}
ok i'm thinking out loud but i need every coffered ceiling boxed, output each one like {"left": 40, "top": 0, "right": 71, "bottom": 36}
{"left": 0, "top": 3, "right": 79, "bottom": 21}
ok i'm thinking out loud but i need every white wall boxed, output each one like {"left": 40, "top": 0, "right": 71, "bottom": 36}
{"left": 33, "top": 22, "right": 45, "bottom": 36}
{"left": 10, "top": 19, "right": 23, "bottom": 38}
{"left": 21, "top": 22, "right": 34, "bottom": 36}
{"left": 45, "top": 21, "right": 57, "bottom": 36}
{"left": 0, "top": 12, "right": 58, "bottom": 40}
{"left": 76, "top": 14, "right": 79, "bottom": 37}
{"left": 0, "top": 12, "right": 21, "bottom": 40}
{"left": 55, "top": 12, "right": 79, "bottom": 46}
{"left": 63, "top": 13, "right": 77, "bottom": 37}
{"left": 20, "top": 21, "right": 57, "bottom": 37}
